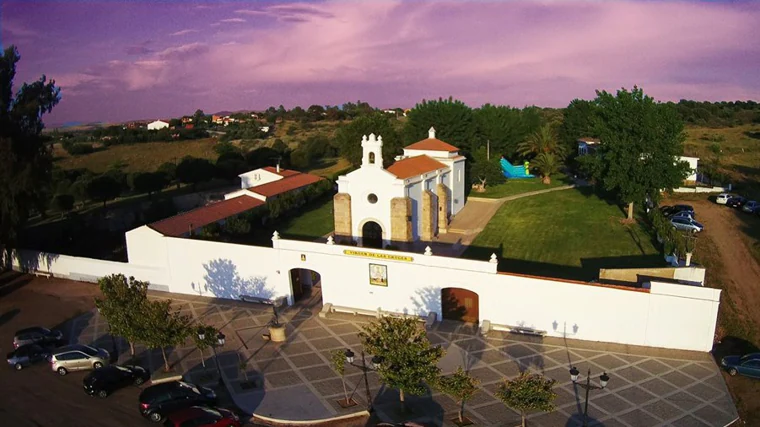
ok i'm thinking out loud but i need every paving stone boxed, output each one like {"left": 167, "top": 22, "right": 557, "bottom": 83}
{"left": 308, "top": 336, "right": 344, "bottom": 350}
{"left": 471, "top": 349, "right": 507, "bottom": 365}
{"left": 491, "top": 361, "right": 521, "bottom": 378}
{"left": 683, "top": 382, "right": 720, "bottom": 401}
{"left": 635, "top": 358, "right": 672, "bottom": 376}
{"left": 465, "top": 387, "right": 497, "bottom": 407}
{"left": 694, "top": 404, "right": 737, "bottom": 426}
{"left": 310, "top": 377, "right": 348, "bottom": 396}
{"left": 279, "top": 341, "right": 314, "bottom": 355}
{"left": 288, "top": 352, "right": 326, "bottom": 367}
{"left": 255, "top": 357, "right": 292, "bottom": 373}
{"left": 615, "top": 385, "right": 657, "bottom": 406}
{"left": 470, "top": 403, "right": 521, "bottom": 425}
{"left": 530, "top": 408, "right": 577, "bottom": 427}
{"left": 671, "top": 414, "right": 710, "bottom": 427}
{"left": 591, "top": 393, "right": 632, "bottom": 415}
{"left": 638, "top": 378, "right": 677, "bottom": 397}
{"left": 614, "top": 353, "right": 648, "bottom": 365}
{"left": 501, "top": 343, "right": 534, "bottom": 360}
{"left": 300, "top": 365, "right": 335, "bottom": 381}
{"left": 658, "top": 358, "right": 689, "bottom": 369}
{"left": 300, "top": 327, "right": 332, "bottom": 339}
{"left": 661, "top": 370, "right": 698, "bottom": 389}
{"left": 681, "top": 362, "right": 717, "bottom": 381}
{"left": 467, "top": 366, "right": 501, "bottom": 384}
{"left": 664, "top": 390, "right": 702, "bottom": 411}
{"left": 613, "top": 365, "right": 650, "bottom": 384}
{"left": 551, "top": 385, "right": 579, "bottom": 408}
{"left": 265, "top": 371, "right": 304, "bottom": 388}
{"left": 642, "top": 399, "right": 682, "bottom": 422}
{"left": 542, "top": 365, "right": 573, "bottom": 384}
{"left": 329, "top": 323, "right": 361, "bottom": 335}
{"left": 617, "top": 408, "right": 661, "bottom": 426}
{"left": 591, "top": 354, "right": 630, "bottom": 371}
{"left": 339, "top": 333, "right": 362, "bottom": 346}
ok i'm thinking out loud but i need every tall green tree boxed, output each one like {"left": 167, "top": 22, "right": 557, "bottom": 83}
{"left": 496, "top": 372, "right": 557, "bottom": 427}
{"left": 86, "top": 174, "right": 122, "bottom": 207}
{"left": 470, "top": 146, "right": 505, "bottom": 189}
{"left": 558, "top": 99, "right": 598, "bottom": 156}
{"left": 51, "top": 193, "right": 75, "bottom": 216}
{"left": 329, "top": 349, "right": 351, "bottom": 406}
{"left": 531, "top": 152, "right": 562, "bottom": 184}
{"left": 139, "top": 298, "right": 193, "bottom": 372}
{"left": 473, "top": 104, "right": 541, "bottom": 158}
{"left": 0, "top": 46, "right": 60, "bottom": 253}
{"left": 517, "top": 124, "right": 566, "bottom": 159}
{"left": 334, "top": 113, "right": 401, "bottom": 167}
{"left": 579, "top": 87, "right": 690, "bottom": 219}
{"left": 359, "top": 317, "right": 444, "bottom": 410}
{"left": 403, "top": 97, "right": 478, "bottom": 153}
{"left": 436, "top": 367, "right": 480, "bottom": 424}
{"left": 176, "top": 156, "right": 216, "bottom": 191}
{"left": 132, "top": 172, "right": 168, "bottom": 199}
{"left": 94, "top": 274, "right": 150, "bottom": 357}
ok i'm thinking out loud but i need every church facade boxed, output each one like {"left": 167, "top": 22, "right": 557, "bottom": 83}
{"left": 334, "top": 128, "right": 466, "bottom": 247}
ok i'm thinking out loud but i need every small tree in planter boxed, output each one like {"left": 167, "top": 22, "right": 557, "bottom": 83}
{"left": 496, "top": 372, "right": 557, "bottom": 427}
{"left": 330, "top": 349, "right": 355, "bottom": 407}
{"left": 139, "top": 299, "right": 192, "bottom": 372}
{"left": 436, "top": 367, "right": 480, "bottom": 426}
{"left": 192, "top": 324, "right": 218, "bottom": 379}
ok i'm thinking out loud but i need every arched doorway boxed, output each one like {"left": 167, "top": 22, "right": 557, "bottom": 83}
{"left": 289, "top": 268, "right": 321, "bottom": 303}
{"left": 361, "top": 221, "right": 383, "bottom": 249}
{"left": 441, "top": 288, "right": 479, "bottom": 323}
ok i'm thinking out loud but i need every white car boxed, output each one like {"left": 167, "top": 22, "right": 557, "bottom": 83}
{"left": 716, "top": 193, "right": 733, "bottom": 205}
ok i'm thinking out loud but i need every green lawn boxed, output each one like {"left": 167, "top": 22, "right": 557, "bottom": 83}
{"left": 463, "top": 188, "right": 663, "bottom": 281}
{"left": 474, "top": 173, "right": 574, "bottom": 199}
{"left": 279, "top": 197, "right": 334, "bottom": 240}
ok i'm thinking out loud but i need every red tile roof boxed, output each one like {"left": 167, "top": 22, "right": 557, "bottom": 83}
{"left": 249, "top": 173, "right": 324, "bottom": 197}
{"left": 386, "top": 155, "right": 448, "bottom": 179}
{"left": 149, "top": 196, "right": 264, "bottom": 237}
{"left": 405, "top": 138, "right": 459, "bottom": 152}
{"left": 261, "top": 166, "right": 300, "bottom": 177}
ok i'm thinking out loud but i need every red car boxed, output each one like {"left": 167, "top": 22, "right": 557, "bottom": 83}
{"left": 164, "top": 406, "right": 241, "bottom": 427}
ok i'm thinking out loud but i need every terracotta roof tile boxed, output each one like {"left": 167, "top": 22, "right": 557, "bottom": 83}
{"left": 386, "top": 155, "right": 448, "bottom": 179}
{"left": 149, "top": 196, "right": 264, "bottom": 237}
{"left": 405, "top": 138, "right": 459, "bottom": 152}
{"left": 262, "top": 166, "right": 300, "bottom": 177}
{"left": 249, "top": 173, "right": 324, "bottom": 197}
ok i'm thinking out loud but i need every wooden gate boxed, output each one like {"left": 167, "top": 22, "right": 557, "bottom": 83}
{"left": 441, "top": 288, "right": 479, "bottom": 323}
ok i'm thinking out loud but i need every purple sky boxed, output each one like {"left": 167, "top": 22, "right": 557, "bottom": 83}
{"left": 3, "top": 1, "right": 760, "bottom": 126}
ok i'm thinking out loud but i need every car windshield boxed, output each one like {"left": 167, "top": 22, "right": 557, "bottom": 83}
{"left": 740, "top": 354, "right": 760, "bottom": 363}
{"left": 81, "top": 346, "right": 99, "bottom": 356}
{"left": 178, "top": 381, "right": 201, "bottom": 395}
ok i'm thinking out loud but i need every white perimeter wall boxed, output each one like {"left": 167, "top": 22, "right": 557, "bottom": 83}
{"left": 6, "top": 226, "right": 721, "bottom": 352}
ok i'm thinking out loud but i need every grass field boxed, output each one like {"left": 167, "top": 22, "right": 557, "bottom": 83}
{"left": 463, "top": 188, "right": 662, "bottom": 281}
{"left": 475, "top": 173, "right": 574, "bottom": 199}
{"left": 306, "top": 157, "right": 352, "bottom": 178}
{"left": 53, "top": 138, "right": 218, "bottom": 173}
{"left": 279, "top": 197, "right": 334, "bottom": 239}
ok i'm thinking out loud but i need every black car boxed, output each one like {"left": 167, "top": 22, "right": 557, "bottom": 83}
{"left": 13, "top": 327, "right": 64, "bottom": 349}
{"left": 138, "top": 381, "right": 217, "bottom": 423}
{"left": 6, "top": 344, "right": 52, "bottom": 370}
{"left": 726, "top": 196, "right": 747, "bottom": 208}
{"left": 83, "top": 364, "right": 150, "bottom": 398}
{"left": 661, "top": 204, "right": 694, "bottom": 217}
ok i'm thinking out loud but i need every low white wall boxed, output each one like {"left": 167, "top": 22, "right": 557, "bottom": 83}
{"left": 673, "top": 185, "right": 730, "bottom": 193}
{"left": 8, "top": 226, "right": 722, "bottom": 352}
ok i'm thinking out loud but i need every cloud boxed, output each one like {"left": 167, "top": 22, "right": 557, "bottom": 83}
{"left": 235, "top": 3, "right": 334, "bottom": 22}
{"left": 169, "top": 29, "right": 198, "bottom": 37}
{"left": 125, "top": 43, "right": 153, "bottom": 56}
{"left": 1, "top": 20, "right": 39, "bottom": 38}
{"left": 155, "top": 42, "right": 209, "bottom": 60}
{"left": 220, "top": 18, "right": 246, "bottom": 23}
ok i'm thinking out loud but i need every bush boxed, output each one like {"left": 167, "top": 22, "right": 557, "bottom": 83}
{"left": 224, "top": 216, "right": 251, "bottom": 235}
{"left": 290, "top": 149, "right": 312, "bottom": 169}
{"left": 63, "top": 142, "right": 95, "bottom": 155}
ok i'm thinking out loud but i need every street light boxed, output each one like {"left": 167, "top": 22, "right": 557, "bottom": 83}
{"left": 210, "top": 332, "right": 225, "bottom": 387}
{"left": 570, "top": 367, "right": 610, "bottom": 427}
{"left": 344, "top": 348, "right": 382, "bottom": 412}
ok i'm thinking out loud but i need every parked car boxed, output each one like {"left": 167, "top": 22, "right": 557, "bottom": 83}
{"left": 742, "top": 201, "right": 759, "bottom": 214}
{"left": 139, "top": 381, "right": 217, "bottom": 423}
{"left": 661, "top": 204, "right": 694, "bottom": 217}
{"left": 671, "top": 211, "right": 696, "bottom": 221}
{"left": 671, "top": 217, "right": 704, "bottom": 233}
{"left": 13, "top": 327, "right": 64, "bottom": 349}
{"left": 721, "top": 353, "right": 760, "bottom": 378}
{"left": 715, "top": 193, "right": 734, "bottom": 205}
{"left": 164, "top": 406, "right": 241, "bottom": 427}
{"left": 49, "top": 344, "right": 109, "bottom": 375}
{"left": 83, "top": 364, "right": 150, "bottom": 398}
{"left": 726, "top": 196, "right": 747, "bottom": 208}
{"left": 7, "top": 344, "right": 52, "bottom": 370}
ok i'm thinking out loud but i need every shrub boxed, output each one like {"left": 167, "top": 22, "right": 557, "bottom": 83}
{"left": 63, "top": 142, "right": 95, "bottom": 155}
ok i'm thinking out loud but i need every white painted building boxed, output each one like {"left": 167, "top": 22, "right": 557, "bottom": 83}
{"left": 147, "top": 120, "right": 169, "bottom": 130}
{"left": 335, "top": 128, "right": 466, "bottom": 246}
{"left": 680, "top": 156, "right": 699, "bottom": 182}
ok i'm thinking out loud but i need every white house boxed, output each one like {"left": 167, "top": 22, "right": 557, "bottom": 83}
{"left": 147, "top": 120, "right": 169, "bottom": 130}
{"left": 334, "top": 127, "right": 466, "bottom": 247}
{"left": 680, "top": 156, "right": 699, "bottom": 183}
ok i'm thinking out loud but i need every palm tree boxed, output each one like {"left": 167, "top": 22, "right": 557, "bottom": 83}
{"left": 532, "top": 152, "right": 561, "bottom": 184}
{"left": 517, "top": 124, "right": 566, "bottom": 158}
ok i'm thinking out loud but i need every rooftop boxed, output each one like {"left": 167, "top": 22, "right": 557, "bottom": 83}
{"left": 249, "top": 173, "right": 324, "bottom": 197}
{"left": 387, "top": 155, "right": 448, "bottom": 179}
{"left": 404, "top": 138, "right": 460, "bottom": 152}
{"left": 149, "top": 196, "right": 264, "bottom": 237}
{"left": 260, "top": 166, "right": 300, "bottom": 178}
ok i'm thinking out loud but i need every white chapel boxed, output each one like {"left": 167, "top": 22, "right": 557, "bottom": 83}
{"left": 334, "top": 127, "right": 466, "bottom": 248}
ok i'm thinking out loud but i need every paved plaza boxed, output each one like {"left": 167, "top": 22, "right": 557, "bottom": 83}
{"left": 66, "top": 288, "right": 738, "bottom": 427}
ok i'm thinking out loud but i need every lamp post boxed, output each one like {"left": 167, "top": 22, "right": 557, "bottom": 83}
{"left": 570, "top": 366, "right": 610, "bottom": 427}
{"left": 345, "top": 348, "right": 382, "bottom": 412}
{"left": 197, "top": 330, "right": 207, "bottom": 369}
{"left": 210, "top": 332, "right": 225, "bottom": 387}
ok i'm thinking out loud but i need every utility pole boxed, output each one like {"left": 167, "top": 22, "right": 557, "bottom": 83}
{"left": 487, "top": 140, "right": 490, "bottom": 161}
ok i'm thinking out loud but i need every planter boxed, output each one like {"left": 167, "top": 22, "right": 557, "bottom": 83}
{"left": 268, "top": 325, "right": 287, "bottom": 342}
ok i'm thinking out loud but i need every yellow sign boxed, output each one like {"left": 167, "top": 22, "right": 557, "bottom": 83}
{"left": 343, "top": 249, "right": 413, "bottom": 262}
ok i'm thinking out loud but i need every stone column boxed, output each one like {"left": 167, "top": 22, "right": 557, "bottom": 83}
{"left": 333, "top": 193, "right": 352, "bottom": 239}
{"left": 420, "top": 190, "right": 436, "bottom": 241}
{"left": 390, "top": 197, "right": 412, "bottom": 243}
{"left": 436, "top": 183, "right": 449, "bottom": 233}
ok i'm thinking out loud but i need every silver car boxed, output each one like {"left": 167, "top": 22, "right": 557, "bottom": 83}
{"left": 671, "top": 217, "right": 704, "bottom": 233}
{"left": 49, "top": 344, "right": 110, "bottom": 375}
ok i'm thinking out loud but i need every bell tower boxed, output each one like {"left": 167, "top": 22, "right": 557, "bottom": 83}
{"left": 361, "top": 133, "right": 383, "bottom": 168}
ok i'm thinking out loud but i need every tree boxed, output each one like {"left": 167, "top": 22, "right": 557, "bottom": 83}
{"left": 94, "top": 274, "right": 150, "bottom": 357}
{"left": 330, "top": 349, "right": 351, "bottom": 406}
{"left": 0, "top": 45, "right": 60, "bottom": 252}
{"left": 436, "top": 367, "right": 480, "bottom": 425}
{"left": 580, "top": 87, "right": 691, "bottom": 219}
{"left": 192, "top": 323, "right": 219, "bottom": 369}
{"left": 558, "top": 99, "right": 598, "bottom": 156}
{"left": 223, "top": 215, "right": 251, "bottom": 236}
{"left": 403, "top": 97, "right": 478, "bottom": 153}
{"left": 334, "top": 113, "right": 401, "bottom": 167}
{"left": 69, "top": 174, "right": 92, "bottom": 206}
{"left": 213, "top": 141, "right": 240, "bottom": 157}
{"left": 470, "top": 146, "right": 505, "bottom": 189}
{"left": 158, "top": 162, "right": 178, "bottom": 189}
{"left": 193, "top": 109, "right": 206, "bottom": 127}
{"left": 51, "top": 193, "right": 74, "bottom": 215}
{"left": 473, "top": 104, "right": 541, "bottom": 158}
{"left": 176, "top": 157, "right": 216, "bottom": 191}
{"left": 215, "top": 152, "right": 247, "bottom": 181}
{"left": 359, "top": 317, "right": 444, "bottom": 409}
{"left": 86, "top": 174, "right": 122, "bottom": 207}
{"left": 517, "top": 124, "right": 566, "bottom": 159}
{"left": 496, "top": 372, "right": 557, "bottom": 427}
{"left": 289, "top": 148, "right": 312, "bottom": 169}
{"left": 139, "top": 298, "right": 192, "bottom": 372}
{"left": 132, "top": 172, "right": 168, "bottom": 199}
{"left": 531, "top": 152, "right": 562, "bottom": 184}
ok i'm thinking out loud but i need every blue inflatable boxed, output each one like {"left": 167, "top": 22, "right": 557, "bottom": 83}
{"left": 500, "top": 158, "right": 535, "bottom": 179}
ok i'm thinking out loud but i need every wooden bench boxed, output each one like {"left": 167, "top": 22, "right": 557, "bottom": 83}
{"left": 32, "top": 271, "right": 52, "bottom": 279}
{"left": 480, "top": 320, "right": 546, "bottom": 337}
{"left": 239, "top": 295, "right": 286, "bottom": 307}
{"left": 319, "top": 304, "right": 437, "bottom": 329}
